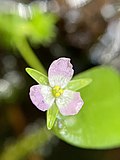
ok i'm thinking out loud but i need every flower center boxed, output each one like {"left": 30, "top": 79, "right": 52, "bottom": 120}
{"left": 52, "top": 86, "right": 64, "bottom": 98}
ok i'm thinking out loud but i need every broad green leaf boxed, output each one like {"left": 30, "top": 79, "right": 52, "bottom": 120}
{"left": 52, "top": 66, "right": 120, "bottom": 149}
{"left": 26, "top": 68, "right": 48, "bottom": 85}
{"left": 66, "top": 78, "right": 92, "bottom": 91}
{"left": 47, "top": 103, "right": 59, "bottom": 130}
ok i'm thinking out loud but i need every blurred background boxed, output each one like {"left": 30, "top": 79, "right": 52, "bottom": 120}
{"left": 0, "top": 0, "right": 120, "bottom": 159}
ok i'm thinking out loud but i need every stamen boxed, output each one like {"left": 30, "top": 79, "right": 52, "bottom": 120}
{"left": 52, "top": 85, "right": 64, "bottom": 98}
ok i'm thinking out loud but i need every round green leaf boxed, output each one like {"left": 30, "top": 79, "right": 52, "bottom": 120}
{"left": 52, "top": 66, "right": 120, "bottom": 149}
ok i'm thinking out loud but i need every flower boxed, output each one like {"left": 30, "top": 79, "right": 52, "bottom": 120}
{"left": 29, "top": 58, "right": 84, "bottom": 116}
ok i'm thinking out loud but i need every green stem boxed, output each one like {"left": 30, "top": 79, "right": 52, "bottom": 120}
{"left": 15, "top": 37, "right": 47, "bottom": 75}
{"left": 3, "top": 38, "right": 51, "bottom": 160}
{"left": 0, "top": 127, "right": 53, "bottom": 160}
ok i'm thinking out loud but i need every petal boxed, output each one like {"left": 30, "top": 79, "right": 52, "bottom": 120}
{"left": 48, "top": 58, "right": 74, "bottom": 88}
{"left": 29, "top": 85, "right": 55, "bottom": 111}
{"left": 56, "top": 90, "right": 84, "bottom": 116}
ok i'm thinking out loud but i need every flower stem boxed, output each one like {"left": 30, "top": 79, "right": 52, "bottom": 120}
{"left": 15, "top": 37, "right": 47, "bottom": 75}
{"left": 0, "top": 127, "right": 53, "bottom": 160}
{"left": 3, "top": 38, "right": 51, "bottom": 160}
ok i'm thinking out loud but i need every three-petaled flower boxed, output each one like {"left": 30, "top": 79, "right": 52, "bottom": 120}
{"left": 29, "top": 58, "right": 84, "bottom": 116}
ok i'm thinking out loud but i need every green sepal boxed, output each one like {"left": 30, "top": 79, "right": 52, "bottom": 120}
{"left": 47, "top": 103, "right": 59, "bottom": 130}
{"left": 66, "top": 78, "right": 92, "bottom": 91}
{"left": 26, "top": 68, "right": 48, "bottom": 85}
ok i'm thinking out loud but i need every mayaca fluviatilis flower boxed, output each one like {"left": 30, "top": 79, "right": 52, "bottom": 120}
{"left": 29, "top": 58, "right": 84, "bottom": 116}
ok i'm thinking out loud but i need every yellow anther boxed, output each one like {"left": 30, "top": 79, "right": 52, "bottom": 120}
{"left": 59, "top": 89, "right": 64, "bottom": 94}
{"left": 53, "top": 86, "right": 60, "bottom": 91}
{"left": 52, "top": 85, "right": 64, "bottom": 98}
{"left": 55, "top": 92, "right": 61, "bottom": 97}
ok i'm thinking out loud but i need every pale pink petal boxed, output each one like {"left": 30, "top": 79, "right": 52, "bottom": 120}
{"left": 29, "top": 85, "right": 55, "bottom": 111}
{"left": 56, "top": 90, "right": 84, "bottom": 116}
{"left": 48, "top": 58, "right": 74, "bottom": 88}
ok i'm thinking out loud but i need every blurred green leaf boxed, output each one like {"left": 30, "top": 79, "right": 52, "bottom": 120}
{"left": 26, "top": 6, "right": 57, "bottom": 45}
{"left": 26, "top": 68, "right": 48, "bottom": 85}
{"left": 52, "top": 66, "right": 120, "bottom": 149}
{"left": 66, "top": 78, "right": 92, "bottom": 91}
{"left": 47, "top": 103, "right": 59, "bottom": 130}
{"left": 0, "top": 6, "right": 57, "bottom": 47}
{"left": 0, "top": 14, "right": 26, "bottom": 47}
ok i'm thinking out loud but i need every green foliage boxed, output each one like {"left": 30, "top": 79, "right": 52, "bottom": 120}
{"left": 66, "top": 78, "right": 92, "bottom": 91}
{"left": 0, "top": 14, "right": 26, "bottom": 47}
{"left": 26, "top": 65, "right": 120, "bottom": 149}
{"left": 52, "top": 66, "right": 120, "bottom": 149}
{"left": 0, "top": 4, "right": 57, "bottom": 73}
{"left": 0, "top": 6, "right": 57, "bottom": 47}
{"left": 26, "top": 68, "right": 48, "bottom": 84}
{"left": 47, "top": 103, "right": 59, "bottom": 130}
{"left": 26, "top": 6, "right": 57, "bottom": 45}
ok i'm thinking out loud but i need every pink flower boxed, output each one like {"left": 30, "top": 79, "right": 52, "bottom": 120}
{"left": 29, "top": 58, "right": 84, "bottom": 116}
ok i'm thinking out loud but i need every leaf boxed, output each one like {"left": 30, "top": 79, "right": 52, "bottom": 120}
{"left": 66, "top": 78, "right": 92, "bottom": 91}
{"left": 52, "top": 66, "right": 120, "bottom": 149}
{"left": 0, "top": 14, "right": 26, "bottom": 47}
{"left": 26, "top": 6, "right": 58, "bottom": 45}
{"left": 47, "top": 103, "right": 59, "bottom": 130}
{"left": 0, "top": 5, "right": 57, "bottom": 48}
{"left": 26, "top": 68, "right": 48, "bottom": 85}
